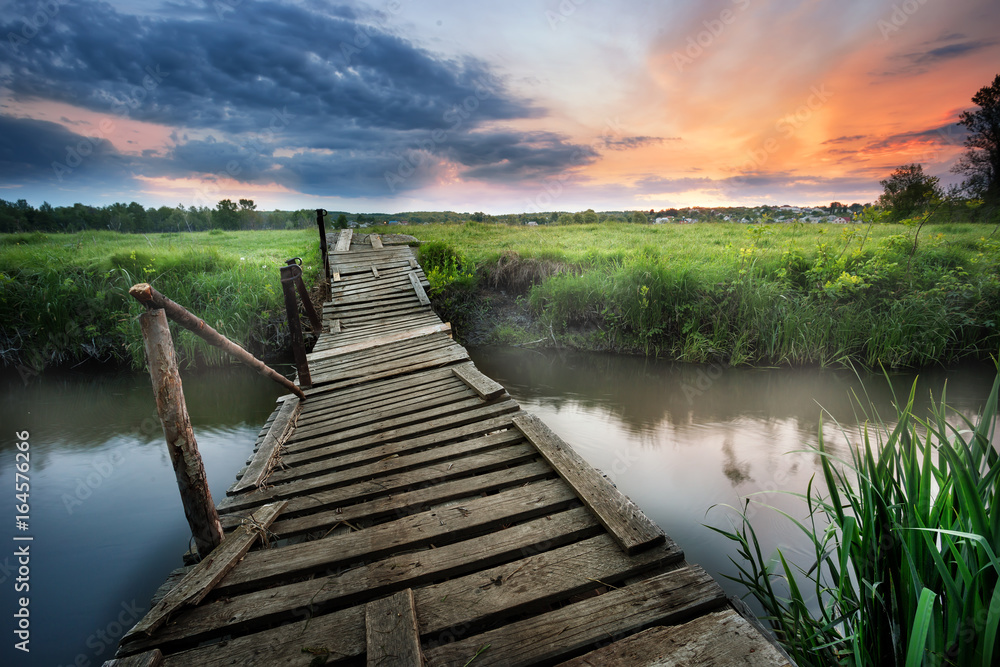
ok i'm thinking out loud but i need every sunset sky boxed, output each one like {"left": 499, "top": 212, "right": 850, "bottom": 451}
{"left": 1, "top": 0, "right": 998, "bottom": 213}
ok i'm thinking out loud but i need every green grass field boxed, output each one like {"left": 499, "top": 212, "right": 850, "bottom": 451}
{"left": 415, "top": 221, "right": 1000, "bottom": 367}
{"left": 0, "top": 229, "right": 319, "bottom": 372}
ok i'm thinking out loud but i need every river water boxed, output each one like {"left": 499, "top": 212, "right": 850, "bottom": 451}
{"left": 1, "top": 353, "right": 996, "bottom": 665}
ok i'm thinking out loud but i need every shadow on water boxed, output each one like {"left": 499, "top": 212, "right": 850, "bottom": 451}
{"left": 0, "top": 363, "right": 287, "bottom": 666}
{"left": 469, "top": 346, "right": 998, "bottom": 613}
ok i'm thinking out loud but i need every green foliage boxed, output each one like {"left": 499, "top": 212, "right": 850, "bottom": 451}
{"left": 711, "top": 370, "right": 1000, "bottom": 667}
{"left": 0, "top": 230, "right": 317, "bottom": 371}
{"left": 418, "top": 241, "right": 475, "bottom": 296}
{"left": 878, "top": 164, "right": 942, "bottom": 219}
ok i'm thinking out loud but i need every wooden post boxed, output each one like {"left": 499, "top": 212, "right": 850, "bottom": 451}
{"left": 316, "top": 209, "right": 330, "bottom": 285}
{"left": 284, "top": 259, "right": 322, "bottom": 333}
{"left": 280, "top": 264, "right": 312, "bottom": 388}
{"left": 138, "top": 308, "right": 223, "bottom": 558}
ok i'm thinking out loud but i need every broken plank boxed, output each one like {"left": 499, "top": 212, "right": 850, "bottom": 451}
{"left": 334, "top": 228, "right": 353, "bottom": 251}
{"left": 453, "top": 363, "right": 505, "bottom": 400}
{"left": 514, "top": 413, "right": 664, "bottom": 556}
{"left": 123, "top": 501, "right": 286, "bottom": 640}
{"left": 423, "top": 565, "right": 727, "bottom": 667}
{"left": 307, "top": 322, "right": 451, "bottom": 362}
{"left": 371, "top": 265, "right": 379, "bottom": 278}
{"left": 331, "top": 318, "right": 341, "bottom": 333}
{"left": 408, "top": 270, "right": 430, "bottom": 305}
{"left": 366, "top": 589, "right": 422, "bottom": 667}
{"left": 370, "top": 234, "right": 383, "bottom": 249}
{"left": 555, "top": 608, "right": 793, "bottom": 667}
{"left": 228, "top": 398, "right": 300, "bottom": 494}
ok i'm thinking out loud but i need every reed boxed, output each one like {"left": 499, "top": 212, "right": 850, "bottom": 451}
{"left": 711, "top": 369, "right": 1000, "bottom": 666}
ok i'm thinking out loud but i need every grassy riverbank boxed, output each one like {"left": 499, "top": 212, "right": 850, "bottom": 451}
{"left": 417, "top": 221, "right": 1000, "bottom": 367}
{"left": 0, "top": 230, "right": 318, "bottom": 374}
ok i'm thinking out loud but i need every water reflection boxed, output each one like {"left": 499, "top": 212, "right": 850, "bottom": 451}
{"left": 0, "top": 364, "right": 283, "bottom": 666}
{"left": 469, "top": 347, "right": 997, "bottom": 607}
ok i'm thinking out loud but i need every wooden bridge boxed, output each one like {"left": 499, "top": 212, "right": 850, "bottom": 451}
{"left": 109, "top": 230, "right": 792, "bottom": 666}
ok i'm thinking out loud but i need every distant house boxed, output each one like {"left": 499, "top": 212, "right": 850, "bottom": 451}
{"left": 526, "top": 221, "right": 538, "bottom": 226}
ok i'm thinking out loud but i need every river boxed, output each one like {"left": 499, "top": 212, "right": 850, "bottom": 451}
{"left": 0, "top": 353, "right": 996, "bottom": 665}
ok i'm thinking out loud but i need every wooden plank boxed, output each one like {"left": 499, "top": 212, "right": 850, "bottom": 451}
{"left": 159, "top": 605, "right": 366, "bottom": 667}
{"left": 228, "top": 398, "right": 300, "bottom": 494}
{"left": 423, "top": 566, "right": 727, "bottom": 667}
{"left": 333, "top": 270, "right": 341, "bottom": 281}
{"left": 310, "top": 344, "right": 469, "bottom": 388}
{"left": 371, "top": 265, "right": 379, "bottom": 278}
{"left": 216, "top": 419, "right": 530, "bottom": 515}
{"left": 414, "top": 534, "right": 682, "bottom": 637}
{"left": 307, "top": 322, "right": 452, "bottom": 362}
{"left": 513, "top": 413, "right": 665, "bottom": 555}
{"left": 264, "top": 460, "right": 551, "bottom": 538}
{"left": 331, "top": 318, "right": 341, "bottom": 333}
{"left": 556, "top": 608, "right": 793, "bottom": 667}
{"left": 370, "top": 234, "right": 384, "bottom": 249}
{"left": 103, "top": 649, "right": 163, "bottom": 667}
{"left": 334, "top": 228, "right": 353, "bottom": 251}
{"left": 123, "top": 502, "right": 286, "bottom": 640}
{"left": 453, "top": 363, "right": 505, "bottom": 400}
{"left": 366, "top": 589, "right": 422, "bottom": 667}
{"left": 138, "top": 508, "right": 597, "bottom": 656}
{"left": 409, "top": 270, "right": 430, "bottom": 305}
{"left": 409, "top": 257, "right": 418, "bottom": 268}
{"left": 218, "top": 478, "right": 575, "bottom": 592}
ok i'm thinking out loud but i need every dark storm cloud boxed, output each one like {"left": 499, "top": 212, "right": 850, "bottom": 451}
{"left": 0, "top": 115, "right": 134, "bottom": 185}
{"left": 0, "top": 0, "right": 593, "bottom": 195}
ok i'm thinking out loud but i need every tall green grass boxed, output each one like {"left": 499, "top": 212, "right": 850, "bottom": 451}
{"left": 0, "top": 230, "right": 318, "bottom": 372}
{"left": 712, "top": 369, "right": 1000, "bottom": 666}
{"left": 418, "top": 222, "right": 1000, "bottom": 367}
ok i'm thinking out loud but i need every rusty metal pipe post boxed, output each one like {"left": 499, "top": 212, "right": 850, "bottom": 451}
{"left": 285, "top": 258, "right": 322, "bottom": 333}
{"left": 138, "top": 307, "right": 223, "bottom": 559}
{"left": 316, "top": 209, "right": 330, "bottom": 285}
{"left": 280, "top": 264, "right": 312, "bottom": 388}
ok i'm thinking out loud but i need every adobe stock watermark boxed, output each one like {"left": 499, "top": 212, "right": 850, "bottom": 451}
{"left": 383, "top": 73, "right": 503, "bottom": 193}
{"left": 545, "top": 0, "right": 589, "bottom": 31}
{"left": 877, "top": 0, "right": 930, "bottom": 39}
{"left": 51, "top": 65, "right": 169, "bottom": 183}
{"left": 727, "top": 83, "right": 832, "bottom": 191}
{"left": 191, "top": 107, "right": 294, "bottom": 209}
{"left": 4, "top": 0, "right": 70, "bottom": 55}
{"left": 522, "top": 116, "right": 624, "bottom": 215}
{"left": 57, "top": 599, "right": 146, "bottom": 667}
{"left": 672, "top": 0, "right": 751, "bottom": 72}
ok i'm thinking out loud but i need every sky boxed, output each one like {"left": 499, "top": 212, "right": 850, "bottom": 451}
{"left": 1, "top": 0, "right": 998, "bottom": 214}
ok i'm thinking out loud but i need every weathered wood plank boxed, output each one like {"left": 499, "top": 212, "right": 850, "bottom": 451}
{"left": 371, "top": 265, "right": 379, "bottom": 278}
{"left": 103, "top": 649, "right": 163, "bottom": 667}
{"left": 423, "top": 565, "right": 727, "bottom": 667}
{"left": 123, "top": 502, "right": 285, "bottom": 640}
{"left": 310, "top": 345, "right": 470, "bottom": 391}
{"left": 264, "top": 460, "right": 551, "bottom": 538}
{"left": 370, "top": 234, "right": 383, "bottom": 249}
{"left": 159, "top": 605, "right": 366, "bottom": 667}
{"left": 228, "top": 398, "right": 300, "bottom": 494}
{"left": 307, "top": 322, "right": 452, "bottom": 362}
{"left": 453, "top": 363, "right": 505, "bottom": 400}
{"left": 555, "top": 608, "right": 793, "bottom": 667}
{"left": 334, "top": 228, "right": 353, "bottom": 251}
{"left": 408, "top": 270, "right": 430, "bottom": 305}
{"left": 366, "top": 589, "right": 422, "bottom": 667}
{"left": 330, "top": 318, "right": 341, "bottom": 333}
{"left": 414, "top": 533, "right": 683, "bottom": 637}
{"left": 128, "top": 508, "right": 600, "bottom": 653}
{"left": 513, "top": 413, "right": 665, "bottom": 555}
{"left": 218, "top": 433, "right": 532, "bottom": 518}
{"left": 218, "top": 478, "right": 575, "bottom": 593}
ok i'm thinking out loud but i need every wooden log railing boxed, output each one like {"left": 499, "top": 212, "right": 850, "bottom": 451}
{"left": 129, "top": 282, "right": 308, "bottom": 559}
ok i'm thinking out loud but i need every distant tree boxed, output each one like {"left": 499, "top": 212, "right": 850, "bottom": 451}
{"left": 556, "top": 213, "right": 575, "bottom": 225}
{"left": 335, "top": 213, "right": 349, "bottom": 229}
{"left": 549, "top": 211, "right": 559, "bottom": 223}
{"left": 213, "top": 199, "right": 240, "bottom": 230}
{"left": 582, "top": 209, "right": 598, "bottom": 225}
{"left": 631, "top": 211, "right": 647, "bottom": 224}
{"left": 878, "top": 164, "right": 941, "bottom": 218}
{"left": 471, "top": 211, "right": 485, "bottom": 222}
{"left": 952, "top": 73, "right": 1000, "bottom": 203}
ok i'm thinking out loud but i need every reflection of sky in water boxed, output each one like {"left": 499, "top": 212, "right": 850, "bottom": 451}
{"left": 470, "top": 347, "right": 998, "bottom": 608}
{"left": 0, "top": 366, "right": 283, "bottom": 667}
